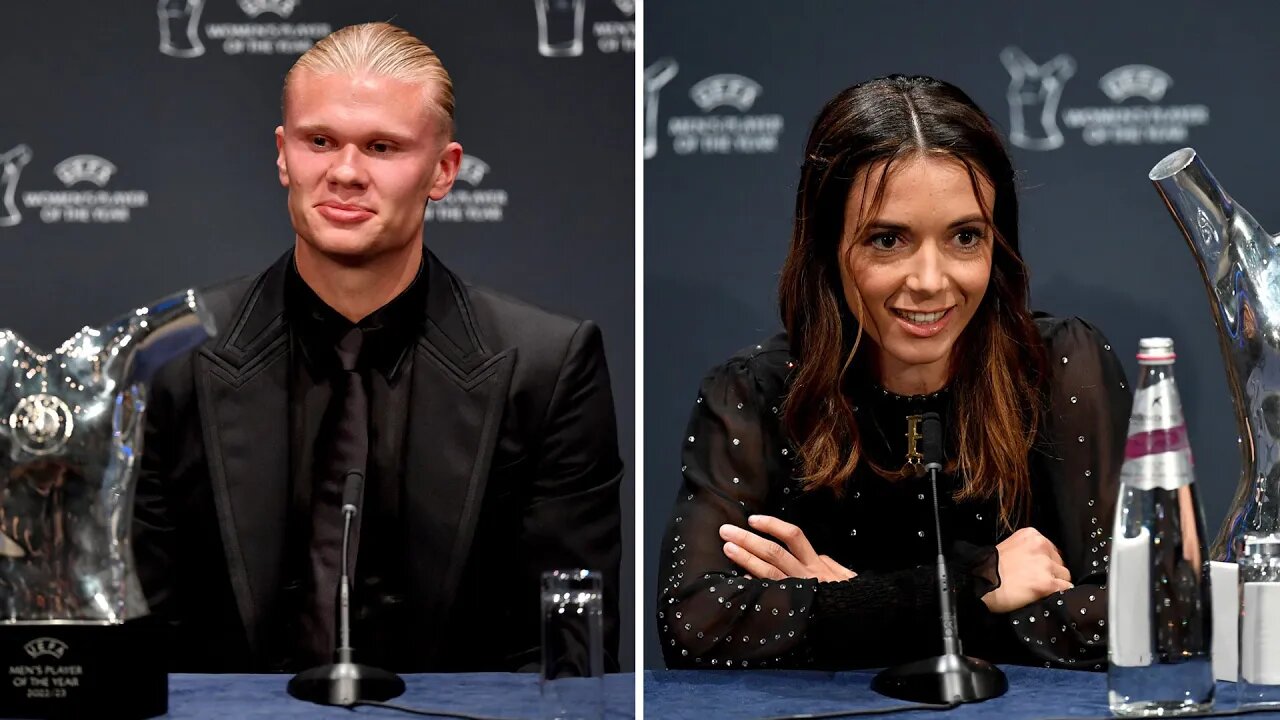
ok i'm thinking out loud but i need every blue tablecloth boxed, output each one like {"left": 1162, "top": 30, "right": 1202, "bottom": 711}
{"left": 160, "top": 672, "right": 634, "bottom": 718}
{"left": 644, "top": 667, "right": 1280, "bottom": 719}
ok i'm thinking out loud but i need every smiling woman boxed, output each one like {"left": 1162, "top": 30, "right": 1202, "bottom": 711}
{"left": 838, "top": 156, "right": 995, "bottom": 395}
{"left": 656, "top": 75, "right": 1132, "bottom": 671}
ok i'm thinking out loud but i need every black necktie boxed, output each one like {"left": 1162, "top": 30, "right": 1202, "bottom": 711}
{"left": 331, "top": 327, "right": 368, "bottom": 571}
{"left": 301, "top": 326, "right": 369, "bottom": 662}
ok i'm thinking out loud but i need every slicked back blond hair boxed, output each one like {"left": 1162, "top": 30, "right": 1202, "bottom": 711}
{"left": 283, "top": 22, "right": 455, "bottom": 138}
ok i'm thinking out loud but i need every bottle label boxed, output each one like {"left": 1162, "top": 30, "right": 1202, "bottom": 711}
{"left": 1242, "top": 582, "right": 1280, "bottom": 685}
{"left": 1124, "top": 425, "right": 1189, "bottom": 457}
{"left": 1120, "top": 377, "right": 1194, "bottom": 490}
{"left": 1126, "top": 377, "right": 1185, "bottom": 432}
{"left": 1108, "top": 528, "right": 1153, "bottom": 667}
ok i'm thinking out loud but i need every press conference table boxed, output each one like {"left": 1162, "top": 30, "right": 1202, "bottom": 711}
{"left": 645, "top": 666, "right": 1280, "bottom": 720}
{"left": 159, "top": 672, "right": 635, "bottom": 718}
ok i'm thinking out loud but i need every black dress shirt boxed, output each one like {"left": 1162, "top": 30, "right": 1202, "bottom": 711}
{"left": 274, "top": 258, "right": 425, "bottom": 670}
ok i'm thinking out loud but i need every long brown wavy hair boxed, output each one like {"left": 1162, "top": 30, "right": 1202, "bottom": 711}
{"left": 778, "top": 75, "right": 1048, "bottom": 530}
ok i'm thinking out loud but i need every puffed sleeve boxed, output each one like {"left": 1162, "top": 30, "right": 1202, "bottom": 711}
{"left": 1009, "top": 316, "right": 1132, "bottom": 668}
{"left": 656, "top": 352, "right": 819, "bottom": 669}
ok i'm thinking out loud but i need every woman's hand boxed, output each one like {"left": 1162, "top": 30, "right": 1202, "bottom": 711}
{"left": 982, "top": 527, "right": 1073, "bottom": 613}
{"left": 718, "top": 515, "right": 856, "bottom": 582}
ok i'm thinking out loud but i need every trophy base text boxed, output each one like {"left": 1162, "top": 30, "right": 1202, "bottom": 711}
{"left": 0, "top": 616, "right": 167, "bottom": 718}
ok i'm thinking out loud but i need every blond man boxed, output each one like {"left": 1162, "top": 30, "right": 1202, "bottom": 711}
{"left": 133, "top": 23, "right": 622, "bottom": 673}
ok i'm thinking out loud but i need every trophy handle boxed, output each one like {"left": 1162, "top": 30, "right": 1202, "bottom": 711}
{"left": 95, "top": 288, "right": 217, "bottom": 389}
{"left": 1150, "top": 148, "right": 1280, "bottom": 560}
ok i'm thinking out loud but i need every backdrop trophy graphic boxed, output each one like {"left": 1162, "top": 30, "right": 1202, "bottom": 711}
{"left": 157, "top": 0, "right": 206, "bottom": 58}
{"left": 534, "top": 0, "right": 585, "bottom": 57}
{"left": 643, "top": 59, "right": 678, "bottom": 160}
{"left": 0, "top": 289, "right": 215, "bottom": 719}
{"left": 999, "top": 47, "right": 1074, "bottom": 151}
{"left": 0, "top": 145, "right": 33, "bottom": 228}
{"left": 1150, "top": 148, "right": 1280, "bottom": 562}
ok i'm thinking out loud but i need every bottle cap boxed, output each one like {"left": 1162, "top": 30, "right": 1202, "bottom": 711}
{"left": 1137, "top": 337, "right": 1175, "bottom": 364}
{"left": 1244, "top": 534, "right": 1280, "bottom": 558}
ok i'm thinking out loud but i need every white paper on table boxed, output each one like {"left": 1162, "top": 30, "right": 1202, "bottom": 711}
{"left": 1242, "top": 581, "right": 1280, "bottom": 685}
{"left": 1210, "top": 561, "right": 1238, "bottom": 682}
{"left": 1108, "top": 528, "right": 1153, "bottom": 667}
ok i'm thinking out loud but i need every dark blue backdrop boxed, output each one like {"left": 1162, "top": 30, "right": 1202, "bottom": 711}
{"left": 644, "top": 0, "right": 1277, "bottom": 667}
{"left": 0, "top": 0, "right": 635, "bottom": 669}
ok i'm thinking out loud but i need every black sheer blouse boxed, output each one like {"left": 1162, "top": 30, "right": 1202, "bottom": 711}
{"left": 657, "top": 316, "right": 1132, "bottom": 670}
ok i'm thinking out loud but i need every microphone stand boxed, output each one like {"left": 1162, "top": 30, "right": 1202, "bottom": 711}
{"left": 871, "top": 412, "right": 1007, "bottom": 704}
{"left": 288, "top": 471, "right": 406, "bottom": 707}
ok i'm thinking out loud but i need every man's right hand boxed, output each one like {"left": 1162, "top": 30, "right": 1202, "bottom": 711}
{"left": 981, "top": 527, "right": 1072, "bottom": 613}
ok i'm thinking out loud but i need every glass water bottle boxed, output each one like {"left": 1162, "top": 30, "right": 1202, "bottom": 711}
{"left": 1107, "top": 338, "right": 1214, "bottom": 716}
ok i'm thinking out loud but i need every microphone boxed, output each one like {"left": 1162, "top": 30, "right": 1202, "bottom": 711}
{"left": 871, "top": 411, "right": 1008, "bottom": 705}
{"left": 287, "top": 470, "right": 405, "bottom": 707}
{"left": 341, "top": 468, "right": 364, "bottom": 516}
{"left": 337, "top": 470, "right": 364, "bottom": 662}
{"left": 920, "top": 413, "right": 960, "bottom": 658}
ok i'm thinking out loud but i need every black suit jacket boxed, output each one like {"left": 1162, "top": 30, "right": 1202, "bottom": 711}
{"left": 133, "top": 248, "right": 623, "bottom": 672}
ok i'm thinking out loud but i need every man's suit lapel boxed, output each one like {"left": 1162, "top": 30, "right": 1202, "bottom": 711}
{"left": 194, "top": 253, "right": 292, "bottom": 660}
{"left": 402, "top": 251, "right": 514, "bottom": 663}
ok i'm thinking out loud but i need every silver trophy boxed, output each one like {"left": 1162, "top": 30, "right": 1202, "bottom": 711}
{"left": 1151, "top": 149, "right": 1280, "bottom": 698}
{"left": 1149, "top": 148, "right": 1280, "bottom": 561}
{"left": 0, "top": 289, "right": 214, "bottom": 718}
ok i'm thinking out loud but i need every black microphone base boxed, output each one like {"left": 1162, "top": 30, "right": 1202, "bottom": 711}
{"left": 871, "top": 652, "right": 1007, "bottom": 705}
{"left": 287, "top": 661, "right": 406, "bottom": 707}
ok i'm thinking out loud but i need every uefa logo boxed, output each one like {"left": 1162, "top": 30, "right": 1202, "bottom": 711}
{"left": 10, "top": 394, "right": 75, "bottom": 456}
{"left": 689, "top": 75, "right": 762, "bottom": 113}
{"left": 456, "top": 155, "right": 490, "bottom": 187}
{"left": 1099, "top": 65, "right": 1172, "bottom": 103}
{"left": 23, "top": 638, "right": 69, "bottom": 660}
{"left": 236, "top": 0, "right": 298, "bottom": 18}
{"left": 655, "top": 67, "right": 784, "bottom": 157}
{"left": 53, "top": 156, "right": 116, "bottom": 188}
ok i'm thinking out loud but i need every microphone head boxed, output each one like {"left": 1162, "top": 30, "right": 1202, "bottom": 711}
{"left": 341, "top": 470, "right": 365, "bottom": 512}
{"left": 921, "top": 411, "right": 943, "bottom": 467}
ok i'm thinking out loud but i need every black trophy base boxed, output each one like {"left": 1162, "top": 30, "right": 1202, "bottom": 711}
{"left": 871, "top": 653, "right": 1007, "bottom": 705}
{"left": 287, "top": 661, "right": 405, "bottom": 707}
{"left": 0, "top": 616, "right": 167, "bottom": 719}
